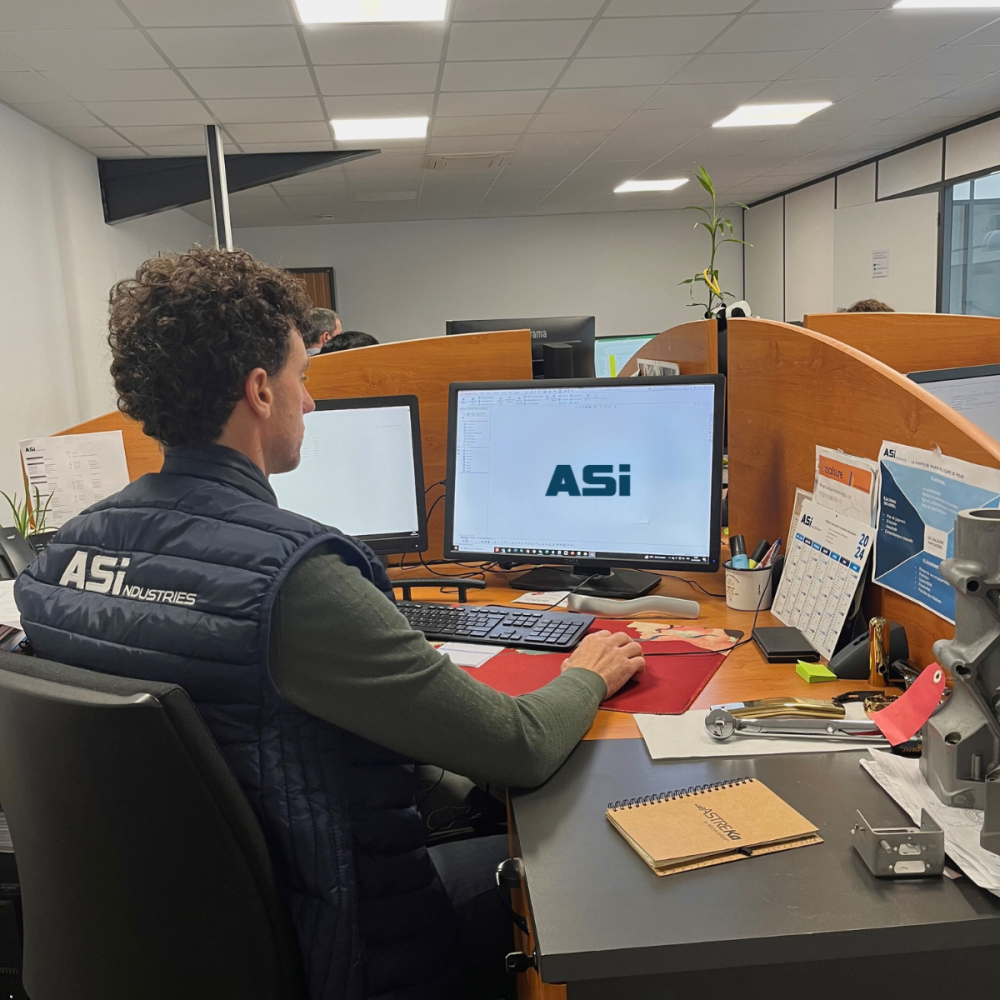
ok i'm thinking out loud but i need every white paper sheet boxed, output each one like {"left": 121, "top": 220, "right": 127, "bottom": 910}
{"left": 636, "top": 707, "right": 872, "bottom": 761}
{"left": 511, "top": 591, "right": 569, "bottom": 608}
{"left": 0, "top": 581, "right": 20, "bottom": 629}
{"left": 20, "top": 431, "right": 130, "bottom": 528}
{"left": 861, "top": 749, "right": 1000, "bottom": 897}
{"left": 435, "top": 642, "right": 500, "bottom": 668}
{"left": 814, "top": 446, "right": 879, "bottom": 526}
{"left": 772, "top": 498, "right": 874, "bottom": 661}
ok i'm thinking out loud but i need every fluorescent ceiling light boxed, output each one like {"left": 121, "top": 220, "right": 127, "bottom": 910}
{"left": 894, "top": 0, "right": 1000, "bottom": 6}
{"left": 331, "top": 116, "right": 428, "bottom": 140}
{"left": 615, "top": 178, "right": 689, "bottom": 193}
{"left": 713, "top": 102, "right": 832, "bottom": 127}
{"left": 295, "top": 0, "right": 447, "bottom": 22}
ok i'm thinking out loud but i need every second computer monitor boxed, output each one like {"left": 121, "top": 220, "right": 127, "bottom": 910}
{"left": 908, "top": 364, "right": 1000, "bottom": 441}
{"left": 593, "top": 334, "right": 659, "bottom": 378}
{"left": 446, "top": 316, "right": 596, "bottom": 379}
{"left": 271, "top": 395, "right": 427, "bottom": 555}
{"left": 444, "top": 377, "right": 724, "bottom": 598}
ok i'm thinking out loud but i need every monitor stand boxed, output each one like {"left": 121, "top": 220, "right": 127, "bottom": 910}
{"left": 508, "top": 564, "right": 660, "bottom": 600}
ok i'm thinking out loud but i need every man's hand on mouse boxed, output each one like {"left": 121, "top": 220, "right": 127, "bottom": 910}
{"left": 561, "top": 630, "right": 645, "bottom": 698}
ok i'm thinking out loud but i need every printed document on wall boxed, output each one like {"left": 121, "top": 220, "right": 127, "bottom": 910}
{"left": 772, "top": 498, "right": 874, "bottom": 661}
{"left": 814, "top": 446, "right": 879, "bottom": 526}
{"left": 19, "top": 432, "right": 131, "bottom": 529}
{"left": 874, "top": 442, "right": 1000, "bottom": 623}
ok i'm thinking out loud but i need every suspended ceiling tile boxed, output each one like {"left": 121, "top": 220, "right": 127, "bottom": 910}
{"left": 56, "top": 124, "right": 134, "bottom": 147}
{"left": 427, "top": 133, "right": 520, "bottom": 152}
{"left": 303, "top": 23, "right": 447, "bottom": 65}
{"left": 436, "top": 89, "right": 548, "bottom": 116}
{"left": 116, "top": 123, "right": 208, "bottom": 145}
{"left": 541, "top": 85, "right": 657, "bottom": 113}
{"left": 710, "top": 11, "right": 875, "bottom": 52}
{"left": 18, "top": 101, "right": 102, "bottom": 127}
{"left": 558, "top": 55, "right": 691, "bottom": 88}
{"left": 227, "top": 121, "right": 332, "bottom": 143}
{"left": 453, "top": 0, "right": 604, "bottom": 18}
{"left": 85, "top": 99, "right": 213, "bottom": 126}
{"left": 0, "top": 0, "right": 131, "bottom": 30}
{"left": 123, "top": 0, "right": 294, "bottom": 27}
{"left": 40, "top": 68, "right": 192, "bottom": 101}
{"left": 0, "top": 28, "right": 165, "bottom": 71}
{"left": 323, "top": 92, "right": 434, "bottom": 117}
{"left": 431, "top": 114, "right": 533, "bottom": 136}
{"left": 447, "top": 20, "right": 591, "bottom": 61}
{"left": 644, "top": 81, "right": 765, "bottom": 109}
{"left": 671, "top": 51, "right": 817, "bottom": 84}
{"left": 148, "top": 26, "right": 305, "bottom": 68}
{"left": 0, "top": 70, "right": 72, "bottom": 102}
{"left": 606, "top": 0, "right": 750, "bottom": 12}
{"left": 580, "top": 16, "right": 735, "bottom": 58}
{"left": 206, "top": 96, "right": 326, "bottom": 124}
{"left": 315, "top": 62, "right": 440, "bottom": 96}
{"left": 181, "top": 67, "right": 317, "bottom": 99}
{"left": 441, "top": 59, "right": 566, "bottom": 92}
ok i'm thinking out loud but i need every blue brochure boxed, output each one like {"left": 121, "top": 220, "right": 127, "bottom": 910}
{"left": 874, "top": 442, "right": 1000, "bottom": 623}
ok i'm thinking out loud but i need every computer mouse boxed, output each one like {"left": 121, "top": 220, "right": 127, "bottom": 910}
{"left": 566, "top": 593, "right": 700, "bottom": 619}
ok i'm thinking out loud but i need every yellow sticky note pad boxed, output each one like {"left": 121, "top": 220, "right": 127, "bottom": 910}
{"left": 796, "top": 660, "right": 837, "bottom": 683}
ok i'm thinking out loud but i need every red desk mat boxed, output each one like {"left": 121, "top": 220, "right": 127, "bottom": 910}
{"left": 460, "top": 622, "right": 742, "bottom": 716}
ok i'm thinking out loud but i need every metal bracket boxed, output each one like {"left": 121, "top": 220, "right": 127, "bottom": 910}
{"left": 505, "top": 951, "right": 537, "bottom": 975}
{"left": 851, "top": 809, "right": 945, "bottom": 878}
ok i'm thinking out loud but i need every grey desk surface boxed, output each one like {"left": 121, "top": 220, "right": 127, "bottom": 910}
{"left": 509, "top": 740, "right": 1000, "bottom": 985}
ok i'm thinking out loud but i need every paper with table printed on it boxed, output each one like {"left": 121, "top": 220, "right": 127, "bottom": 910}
{"left": 862, "top": 750, "right": 1000, "bottom": 898}
{"left": 20, "top": 431, "right": 130, "bottom": 529}
{"left": 771, "top": 497, "right": 874, "bottom": 661}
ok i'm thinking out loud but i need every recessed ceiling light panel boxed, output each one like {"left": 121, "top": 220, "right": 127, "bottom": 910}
{"left": 331, "top": 116, "right": 429, "bottom": 140}
{"left": 713, "top": 102, "right": 832, "bottom": 127}
{"left": 614, "top": 178, "right": 689, "bottom": 193}
{"left": 295, "top": 0, "right": 447, "bottom": 22}
{"left": 893, "top": 0, "right": 1000, "bottom": 7}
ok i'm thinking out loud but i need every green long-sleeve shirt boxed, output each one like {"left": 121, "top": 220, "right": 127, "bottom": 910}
{"left": 268, "top": 549, "right": 606, "bottom": 788}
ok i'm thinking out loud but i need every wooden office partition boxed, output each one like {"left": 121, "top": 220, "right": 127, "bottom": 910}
{"left": 616, "top": 319, "right": 718, "bottom": 376}
{"left": 803, "top": 312, "right": 1000, "bottom": 374}
{"left": 55, "top": 329, "right": 534, "bottom": 560}
{"left": 727, "top": 317, "right": 1000, "bottom": 668}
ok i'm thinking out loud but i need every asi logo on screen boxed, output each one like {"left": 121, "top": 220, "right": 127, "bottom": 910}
{"left": 545, "top": 465, "right": 631, "bottom": 497}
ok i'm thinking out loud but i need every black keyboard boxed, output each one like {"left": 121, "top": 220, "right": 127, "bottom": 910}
{"left": 398, "top": 602, "right": 595, "bottom": 652}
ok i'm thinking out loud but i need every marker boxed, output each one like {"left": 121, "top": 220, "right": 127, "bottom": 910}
{"left": 750, "top": 539, "right": 770, "bottom": 564}
{"left": 730, "top": 534, "right": 750, "bottom": 570}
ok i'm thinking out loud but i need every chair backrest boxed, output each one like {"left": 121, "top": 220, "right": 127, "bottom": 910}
{"left": 0, "top": 651, "right": 305, "bottom": 1000}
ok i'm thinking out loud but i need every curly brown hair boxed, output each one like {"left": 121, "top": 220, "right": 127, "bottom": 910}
{"left": 108, "top": 247, "right": 312, "bottom": 447}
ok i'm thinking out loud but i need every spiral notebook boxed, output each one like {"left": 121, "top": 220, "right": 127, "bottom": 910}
{"left": 606, "top": 777, "right": 822, "bottom": 876}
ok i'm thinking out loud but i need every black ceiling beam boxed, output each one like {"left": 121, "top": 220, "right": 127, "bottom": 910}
{"left": 98, "top": 149, "right": 380, "bottom": 224}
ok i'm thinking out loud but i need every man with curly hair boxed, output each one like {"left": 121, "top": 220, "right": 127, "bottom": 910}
{"left": 14, "top": 248, "right": 644, "bottom": 1000}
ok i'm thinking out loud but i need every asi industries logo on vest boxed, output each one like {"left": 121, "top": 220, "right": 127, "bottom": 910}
{"left": 545, "top": 464, "right": 631, "bottom": 497}
{"left": 58, "top": 550, "right": 197, "bottom": 606}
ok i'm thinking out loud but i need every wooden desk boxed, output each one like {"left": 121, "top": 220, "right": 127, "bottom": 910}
{"left": 389, "top": 565, "right": 879, "bottom": 740}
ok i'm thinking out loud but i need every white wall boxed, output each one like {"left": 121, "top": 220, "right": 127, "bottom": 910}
{"left": 0, "top": 102, "right": 209, "bottom": 504}
{"left": 744, "top": 197, "right": 783, "bottom": 322}
{"left": 784, "top": 180, "right": 835, "bottom": 323}
{"left": 234, "top": 209, "right": 744, "bottom": 344}
{"left": 833, "top": 194, "right": 939, "bottom": 313}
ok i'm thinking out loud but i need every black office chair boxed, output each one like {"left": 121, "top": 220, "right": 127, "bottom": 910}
{"left": 0, "top": 650, "right": 306, "bottom": 1000}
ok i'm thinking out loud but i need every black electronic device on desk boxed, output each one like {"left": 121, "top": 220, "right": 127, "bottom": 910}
{"left": 271, "top": 395, "right": 427, "bottom": 555}
{"left": 398, "top": 602, "right": 594, "bottom": 651}
{"left": 446, "top": 315, "right": 596, "bottom": 379}
{"left": 0, "top": 526, "right": 35, "bottom": 580}
{"left": 443, "top": 376, "right": 725, "bottom": 600}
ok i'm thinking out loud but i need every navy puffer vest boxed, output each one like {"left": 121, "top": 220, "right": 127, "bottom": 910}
{"left": 14, "top": 445, "right": 459, "bottom": 1000}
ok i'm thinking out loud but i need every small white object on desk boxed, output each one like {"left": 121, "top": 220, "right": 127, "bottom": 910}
{"left": 511, "top": 591, "right": 570, "bottom": 608}
{"left": 0, "top": 581, "right": 20, "bottom": 629}
{"left": 636, "top": 707, "right": 870, "bottom": 761}
{"left": 435, "top": 642, "right": 501, "bottom": 669}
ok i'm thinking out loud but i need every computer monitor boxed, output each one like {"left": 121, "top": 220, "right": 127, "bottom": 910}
{"left": 271, "top": 395, "right": 427, "bottom": 555}
{"left": 908, "top": 365, "right": 1000, "bottom": 441}
{"left": 444, "top": 377, "right": 725, "bottom": 598}
{"left": 445, "top": 316, "right": 596, "bottom": 379}
{"left": 593, "top": 334, "right": 659, "bottom": 378}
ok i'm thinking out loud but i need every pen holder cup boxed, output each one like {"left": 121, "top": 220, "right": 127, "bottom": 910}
{"left": 724, "top": 561, "right": 774, "bottom": 612}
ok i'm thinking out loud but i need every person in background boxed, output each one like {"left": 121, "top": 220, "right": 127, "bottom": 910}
{"left": 320, "top": 331, "right": 379, "bottom": 353}
{"left": 304, "top": 307, "right": 341, "bottom": 355}
{"left": 842, "top": 299, "right": 894, "bottom": 312}
{"left": 15, "top": 248, "right": 644, "bottom": 1000}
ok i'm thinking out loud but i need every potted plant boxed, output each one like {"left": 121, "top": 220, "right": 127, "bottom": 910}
{"left": 680, "top": 166, "right": 748, "bottom": 318}
{"left": 1, "top": 487, "right": 55, "bottom": 554}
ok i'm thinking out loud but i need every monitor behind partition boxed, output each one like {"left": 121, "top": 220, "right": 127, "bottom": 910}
{"left": 446, "top": 316, "right": 596, "bottom": 379}
{"left": 594, "top": 334, "right": 658, "bottom": 378}
{"left": 908, "top": 364, "right": 1000, "bottom": 441}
